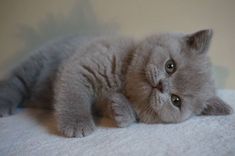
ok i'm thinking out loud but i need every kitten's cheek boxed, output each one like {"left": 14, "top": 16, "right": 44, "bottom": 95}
{"left": 140, "top": 83, "right": 152, "bottom": 98}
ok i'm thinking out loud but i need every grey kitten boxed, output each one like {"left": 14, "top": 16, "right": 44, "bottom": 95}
{"left": 0, "top": 30, "right": 232, "bottom": 138}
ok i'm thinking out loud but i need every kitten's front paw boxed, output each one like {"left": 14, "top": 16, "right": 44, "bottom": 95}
{"left": 58, "top": 117, "right": 96, "bottom": 138}
{"left": 0, "top": 102, "right": 16, "bottom": 117}
{"left": 108, "top": 94, "right": 136, "bottom": 128}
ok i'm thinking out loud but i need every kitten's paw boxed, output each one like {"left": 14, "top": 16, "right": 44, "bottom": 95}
{"left": 0, "top": 102, "right": 16, "bottom": 117}
{"left": 109, "top": 94, "right": 136, "bottom": 128}
{"left": 58, "top": 117, "right": 96, "bottom": 138}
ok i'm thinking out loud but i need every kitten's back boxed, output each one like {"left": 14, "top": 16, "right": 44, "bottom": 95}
{"left": 0, "top": 36, "right": 89, "bottom": 115}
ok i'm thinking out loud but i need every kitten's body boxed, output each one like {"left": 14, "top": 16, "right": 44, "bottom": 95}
{"left": 0, "top": 30, "right": 232, "bottom": 138}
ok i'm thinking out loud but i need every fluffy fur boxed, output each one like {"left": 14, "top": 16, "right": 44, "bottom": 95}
{"left": 0, "top": 30, "right": 232, "bottom": 137}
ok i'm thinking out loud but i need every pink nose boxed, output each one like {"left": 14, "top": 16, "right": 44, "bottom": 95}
{"left": 153, "top": 81, "right": 163, "bottom": 93}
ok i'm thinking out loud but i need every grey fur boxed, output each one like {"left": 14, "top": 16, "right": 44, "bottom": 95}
{"left": 0, "top": 30, "right": 232, "bottom": 137}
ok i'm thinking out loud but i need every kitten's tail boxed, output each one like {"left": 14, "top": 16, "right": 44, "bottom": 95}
{"left": 0, "top": 55, "right": 43, "bottom": 117}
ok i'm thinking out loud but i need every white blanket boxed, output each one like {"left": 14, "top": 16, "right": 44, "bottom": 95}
{"left": 1, "top": 90, "right": 235, "bottom": 156}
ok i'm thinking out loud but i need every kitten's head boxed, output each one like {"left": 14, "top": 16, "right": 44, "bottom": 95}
{"left": 126, "top": 29, "right": 232, "bottom": 123}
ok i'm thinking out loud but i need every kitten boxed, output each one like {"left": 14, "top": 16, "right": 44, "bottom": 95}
{"left": 0, "top": 30, "right": 232, "bottom": 138}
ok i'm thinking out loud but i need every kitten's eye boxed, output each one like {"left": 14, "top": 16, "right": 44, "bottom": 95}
{"left": 165, "top": 59, "right": 176, "bottom": 74}
{"left": 171, "top": 94, "right": 181, "bottom": 109}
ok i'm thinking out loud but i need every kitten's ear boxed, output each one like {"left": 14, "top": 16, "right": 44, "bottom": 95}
{"left": 201, "top": 96, "right": 233, "bottom": 115}
{"left": 185, "top": 29, "right": 213, "bottom": 54}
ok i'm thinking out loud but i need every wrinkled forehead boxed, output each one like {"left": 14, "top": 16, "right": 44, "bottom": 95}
{"left": 171, "top": 53, "right": 210, "bottom": 96}
{"left": 171, "top": 64, "right": 207, "bottom": 96}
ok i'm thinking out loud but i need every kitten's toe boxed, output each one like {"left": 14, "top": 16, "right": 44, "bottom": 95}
{"left": 0, "top": 102, "right": 16, "bottom": 117}
{"left": 112, "top": 109, "right": 136, "bottom": 128}
{"left": 113, "top": 114, "right": 135, "bottom": 128}
{"left": 58, "top": 118, "right": 96, "bottom": 138}
{"left": 110, "top": 101, "right": 136, "bottom": 128}
{"left": 75, "top": 122, "right": 96, "bottom": 137}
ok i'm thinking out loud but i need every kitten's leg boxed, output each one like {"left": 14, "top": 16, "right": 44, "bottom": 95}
{"left": 0, "top": 76, "right": 28, "bottom": 117}
{"left": 100, "top": 93, "right": 136, "bottom": 128}
{"left": 55, "top": 84, "right": 96, "bottom": 138}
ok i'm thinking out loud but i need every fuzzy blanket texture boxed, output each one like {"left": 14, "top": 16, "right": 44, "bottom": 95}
{"left": 0, "top": 90, "right": 235, "bottom": 156}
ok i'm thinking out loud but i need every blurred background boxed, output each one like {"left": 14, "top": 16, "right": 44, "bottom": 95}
{"left": 0, "top": 0, "right": 234, "bottom": 89}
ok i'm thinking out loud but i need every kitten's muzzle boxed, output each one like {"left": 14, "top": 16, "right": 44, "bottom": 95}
{"left": 153, "top": 80, "right": 163, "bottom": 93}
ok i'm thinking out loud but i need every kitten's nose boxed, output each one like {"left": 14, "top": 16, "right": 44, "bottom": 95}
{"left": 154, "top": 81, "right": 163, "bottom": 93}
